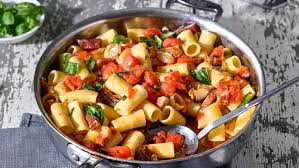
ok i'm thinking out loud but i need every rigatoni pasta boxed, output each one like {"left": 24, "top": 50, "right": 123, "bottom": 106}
{"left": 41, "top": 24, "right": 257, "bottom": 161}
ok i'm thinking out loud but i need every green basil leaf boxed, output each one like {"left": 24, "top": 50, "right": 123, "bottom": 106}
{"left": 25, "top": 16, "right": 39, "bottom": 29}
{"left": 160, "top": 31, "right": 175, "bottom": 39}
{"left": 121, "top": 95, "right": 127, "bottom": 101}
{"left": 81, "top": 83, "right": 95, "bottom": 91}
{"left": 153, "top": 79, "right": 161, "bottom": 91}
{"left": 94, "top": 80, "right": 104, "bottom": 91}
{"left": 139, "top": 36, "right": 156, "bottom": 48}
{"left": 64, "top": 62, "right": 79, "bottom": 75}
{"left": 84, "top": 103, "right": 105, "bottom": 125}
{"left": 190, "top": 68, "right": 210, "bottom": 85}
{"left": 116, "top": 71, "right": 127, "bottom": 77}
{"left": 86, "top": 56, "right": 95, "bottom": 72}
{"left": 239, "top": 92, "right": 252, "bottom": 107}
{"left": 154, "top": 35, "right": 162, "bottom": 49}
{"left": 112, "top": 34, "right": 125, "bottom": 44}
{"left": 15, "top": 23, "right": 29, "bottom": 35}
{"left": 2, "top": 11, "right": 14, "bottom": 25}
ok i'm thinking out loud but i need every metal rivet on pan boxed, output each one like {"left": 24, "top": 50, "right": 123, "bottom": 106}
{"left": 71, "top": 153, "right": 80, "bottom": 161}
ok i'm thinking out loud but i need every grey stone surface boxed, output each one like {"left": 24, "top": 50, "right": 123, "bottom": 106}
{"left": 0, "top": 0, "right": 298, "bottom": 167}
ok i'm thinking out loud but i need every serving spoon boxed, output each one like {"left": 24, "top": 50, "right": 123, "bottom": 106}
{"left": 150, "top": 75, "right": 299, "bottom": 155}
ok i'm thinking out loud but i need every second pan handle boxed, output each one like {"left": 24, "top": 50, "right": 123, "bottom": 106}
{"left": 165, "top": 0, "right": 223, "bottom": 21}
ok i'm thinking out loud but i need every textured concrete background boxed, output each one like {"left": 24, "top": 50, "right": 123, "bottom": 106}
{"left": 0, "top": 0, "right": 298, "bottom": 167}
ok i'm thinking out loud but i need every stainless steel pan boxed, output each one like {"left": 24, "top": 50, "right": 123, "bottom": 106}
{"left": 34, "top": 0, "right": 265, "bottom": 167}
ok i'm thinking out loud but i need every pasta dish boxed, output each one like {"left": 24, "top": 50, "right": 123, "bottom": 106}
{"left": 41, "top": 23, "right": 256, "bottom": 160}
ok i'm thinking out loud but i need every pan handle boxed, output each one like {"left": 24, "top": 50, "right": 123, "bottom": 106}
{"left": 165, "top": 0, "right": 223, "bottom": 21}
{"left": 67, "top": 144, "right": 140, "bottom": 168}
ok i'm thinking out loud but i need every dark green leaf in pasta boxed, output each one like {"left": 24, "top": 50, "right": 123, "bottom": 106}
{"left": 154, "top": 35, "right": 162, "bottom": 49}
{"left": 112, "top": 34, "right": 125, "bottom": 44}
{"left": 64, "top": 62, "right": 79, "bottom": 74}
{"left": 153, "top": 79, "right": 161, "bottom": 91}
{"left": 84, "top": 103, "right": 105, "bottom": 125}
{"left": 94, "top": 80, "right": 104, "bottom": 91}
{"left": 239, "top": 92, "right": 252, "bottom": 107}
{"left": 2, "top": 11, "right": 14, "bottom": 25}
{"left": 81, "top": 83, "right": 95, "bottom": 91}
{"left": 139, "top": 36, "right": 156, "bottom": 48}
{"left": 190, "top": 68, "right": 210, "bottom": 85}
{"left": 160, "top": 31, "right": 175, "bottom": 39}
{"left": 86, "top": 56, "right": 96, "bottom": 72}
{"left": 121, "top": 95, "right": 127, "bottom": 101}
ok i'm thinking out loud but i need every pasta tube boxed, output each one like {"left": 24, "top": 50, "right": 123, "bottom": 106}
{"left": 111, "top": 109, "right": 146, "bottom": 132}
{"left": 156, "top": 63, "right": 189, "bottom": 76}
{"left": 98, "top": 29, "right": 117, "bottom": 47}
{"left": 54, "top": 81, "right": 69, "bottom": 96}
{"left": 97, "top": 103, "right": 120, "bottom": 121}
{"left": 114, "top": 84, "right": 148, "bottom": 115}
{"left": 227, "top": 84, "right": 256, "bottom": 111}
{"left": 234, "top": 106, "right": 256, "bottom": 134}
{"left": 210, "top": 69, "right": 226, "bottom": 88}
{"left": 67, "top": 101, "right": 89, "bottom": 135}
{"left": 50, "top": 103, "right": 74, "bottom": 135}
{"left": 186, "top": 101, "right": 200, "bottom": 116}
{"left": 196, "top": 61, "right": 213, "bottom": 72}
{"left": 127, "top": 28, "right": 145, "bottom": 42}
{"left": 83, "top": 127, "right": 101, "bottom": 144}
{"left": 59, "top": 89, "right": 98, "bottom": 103}
{"left": 131, "top": 43, "right": 152, "bottom": 70}
{"left": 69, "top": 56, "right": 90, "bottom": 80}
{"left": 225, "top": 118, "right": 237, "bottom": 137}
{"left": 203, "top": 103, "right": 225, "bottom": 141}
{"left": 169, "top": 93, "right": 185, "bottom": 111}
{"left": 138, "top": 100, "right": 161, "bottom": 122}
{"left": 159, "top": 106, "right": 186, "bottom": 125}
{"left": 105, "top": 73, "right": 131, "bottom": 97}
{"left": 147, "top": 142, "right": 175, "bottom": 159}
{"left": 48, "top": 70, "right": 66, "bottom": 86}
{"left": 225, "top": 56, "right": 241, "bottom": 74}
{"left": 198, "top": 30, "right": 217, "bottom": 53}
{"left": 177, "top": 30, "right": 201, "bottom": 57}
{"left": 122, "top": 130, "right": 145, "bottom": 158}
{"left": 105, "top": 130, "right": 123, "bottom": 147}
{"left": 67, "top": 45, "right": 82, "bottom": 54}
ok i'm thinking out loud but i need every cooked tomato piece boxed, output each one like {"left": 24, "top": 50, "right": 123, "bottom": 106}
{"left": 159, "top": 81, "right": 176, "bottom": 96}
{"left": 153, "top": 130, "right": 167, "bottom": 143}
{"left": 130, "top": 64, "right": 146, "bottom": 78}
{"left": 82, "top": 140, "right": 97, "bottom": 150}
{"left": 162, "top": 38, "right": 182, "bottom": 48}
{"left": 76, "top": 39, "right": 101, "bottom": 50}
{"left": 63, "top": 75, "right": 83, "bottom": 91}
{"left": 234, "top": 76, "right": 249, "bottom": 88}
{"left": 183, "top": 75, "right": 196, "bottom": 84}
{"left": 123, "top": 73, "right": 140, "bottom": 85}
{"left": 176, "top": 55, "right": 194, "bottom": 64}
{"left": 201, "top": 92, "right": 217, "bottom": 109}
{"left": 128, "top": 87, "right": 135, "bottom": 99}
{"left": 143, "top": 28, "right": 161, "bottom": 36}
{"left": 217, "top": 79, "right": 242, "bottom": 105}
{"left": 74, "top": 50, "right": 90, "bottom": 62}
{"left": 121, "top": 42, "right": 135, "bottom": 50}
{"left": 206, "top": 45, "right": 224, "bottom": 66}
{"left": 165, "top": 132, "right": 184, "bottom": 151}
{"left": 164, "top": 71, "right": 186, "bottom": 90}
{"left": 105, "top": 146, "right": 131, "bottom": 159}
{"left": 85, "top": 114, "right": 101, "bottom": 130}
{"left": 96, "top": 126, "right": 112, "bottom": 147}
{"left": 121, "top": 54, "right": 140, "bottom": 70}
{"left": 100, "top": 62, "right": 119, "bottom": 79}
{"left": 234, "top": 66, "right": 250, "bottom": 79}
{"left": 143, "top": 71, "right": 157, "bottom": 86}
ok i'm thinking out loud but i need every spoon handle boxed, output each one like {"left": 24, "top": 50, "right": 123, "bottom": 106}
{"left": 197, "top": 75, "right": 299, "bottom": 140}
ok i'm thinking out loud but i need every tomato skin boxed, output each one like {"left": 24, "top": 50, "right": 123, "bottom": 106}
{"left": 76, "top": 39, "right": 101, "bottom": 50}
{"left": 85, "top": 114, "right": 101, "bottom": 130}
{"left": 82, "top": 140, "right": 97, "bottom": 150}
{"left": 74, "top": 50, "right": 90, "bottom": 62}
{"left": 105, "top": 146, "right": 131, "bottom": 159}
{"left": 128, "top": 87, "right": 135, "bottom": 99}
{"left": 64, "top": 75, "right": 83, "bottom": 91}
{"left": 143, "top": 28, "right": 161, "bottom": 36}
{"left": 159, "top": 81, "right": 176, "bottom": 96}
{"left": 130, "top": 64, "right": 146, "bottom": 78}
{"left": 201, "top": 92, "right": 217, "bottom": 109}
{"left": 165, "top": 132, "right": 184, "bottom": 151}
{"left": 183, "top": 75, "right": 195, "bottom": 84}
{"left": 207, "top": 45, "right": 224, "bottom": 66}
{"left": 176, "top": 55, "right": 194, "bottom": 64}
{"left": 234, "top": 66, "right": 250, "bottom": 79}
{"left": 121, "top": 54, "right": 140, "bottom": 70}
{"left": 217, "top": 79, "right": 242, "bottom": 105}
{"left": 100, "top": 62, "right": 119, "bottom": 79}
{"left": 123, "top": 73, "right": 140, "bottom": 85}
{"left": 162, "top": 38, "right": 182, "bottom": 48}
{"left": 143, "top": 71, "right": 157, "bottom": 86}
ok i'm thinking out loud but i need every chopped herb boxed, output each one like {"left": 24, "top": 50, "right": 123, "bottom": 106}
{"left": 190, "top": 68, "right": 210, "bottom": 85}
{"left": 63, "top": 53, "right": 79, "bottom": 75}
{"left": 139, "top": 36, "right": 156, "bottom": 48}
{"left": 81, "top": 83, "right": 95, "bottom": 91}
{"left": 116, "top": 71, "right": 127, "bottom": 77}
{"left": 112, "top": 34, "right": 126, "bottom": 44}
{"left": 94, "top": 80, "right": 104, "bottom": 91}
{"left": 84, "top": 103, "right": 105, "bottom": 125}
{"left": 154, "top": 35, "right": 162, "bottom": 48}
{"left": 239, "top": 92, "right": 252, "bottom": 107}
{"left": 160, "top": 31, "right": 175, "bottom": 39}
{"left": 168, "top": 69, "right": 173, "bottom": 72}
{"left": 86, "top": 56, "right": 96, "bottom": 72}
{"left": 97, "top": 148, "right": 108, "bottom": 155}
{"left": 68, "top": 107, "right": 75, "bottom": 116}
{"left": 153, "top": 79, "right": 161, "bottom": 91}
{"left": 121, "top": 95, "right": 127, "bottom": 101}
